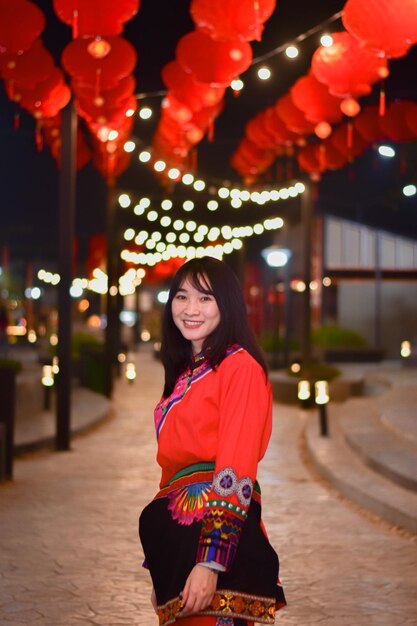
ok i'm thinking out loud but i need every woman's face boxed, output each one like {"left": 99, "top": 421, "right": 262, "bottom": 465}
{"left": 171, "top": 275, "right": 221, "bottom": 354}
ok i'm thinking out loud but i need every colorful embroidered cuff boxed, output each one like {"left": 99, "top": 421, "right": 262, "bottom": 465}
{"left": 196, "top": 506, "right": 245, "bottom": 572}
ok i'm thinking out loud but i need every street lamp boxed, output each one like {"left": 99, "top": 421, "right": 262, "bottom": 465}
{"left": 262, "top": 247, "right": 292, "bottom": 366}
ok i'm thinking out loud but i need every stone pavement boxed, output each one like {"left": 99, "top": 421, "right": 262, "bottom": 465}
{"left": 1, "top": 348, "right": 417, "bottom": 626}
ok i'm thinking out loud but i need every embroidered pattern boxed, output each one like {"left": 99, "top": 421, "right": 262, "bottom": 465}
{"left": 197, "top": 508, "right": 244, "bottom": 570}
{"left": 236, "top": 476, "right": 253, "bottom": 507}
{"left": 153, "top": 344, "right": 243, "bottom": 439}
{"left": 213, "top": 467, "right": 238, "bottom": 497}
{"left": 167, "top": 481, "right": 212, "bottom": 525}
{"left": 213, "top": 468, "right": 254, "bottom": 509}
{"left": 158, "top": 590, "right": 278, "bottom": 626}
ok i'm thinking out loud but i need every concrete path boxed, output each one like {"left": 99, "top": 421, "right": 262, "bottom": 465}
{"left": 1, "top": 348, "right": 416, "bottom": 625}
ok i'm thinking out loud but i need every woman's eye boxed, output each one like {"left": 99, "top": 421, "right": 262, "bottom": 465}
{"left": 201, "top": 296, "right": 212, "bottom": 302}
{"left": 175, "top": 294, "right": 186, "bottom": 300}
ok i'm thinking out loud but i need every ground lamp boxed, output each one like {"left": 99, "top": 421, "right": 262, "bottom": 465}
{"left": 41, "top": 364, "right": 54, "bottom": 410}
{"left": 262, "top": 246, "right": 292, "bottom": 366}
{"left": 315, "top": 380, "right": 329, "bottom": 436}
{"left": 297, "top": 379, "right": 311, "bottom": 409}
{"left": 125, "top": 361, "right": 136, "bottom": 384}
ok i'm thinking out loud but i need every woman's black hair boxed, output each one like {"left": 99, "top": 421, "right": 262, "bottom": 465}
{"left": 160, "top": 257, "right": 268, "bottom": 397}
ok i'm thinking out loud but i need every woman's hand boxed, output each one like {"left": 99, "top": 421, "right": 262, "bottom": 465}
{"left": 151, "top": 587, "right": 158, "bottom": 614}
{"left": 181, "top": 564, "right": 218, "bottom": 614}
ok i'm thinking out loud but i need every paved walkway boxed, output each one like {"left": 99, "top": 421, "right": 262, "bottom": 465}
{"left": 1, "top": 348, "right": 416, "bottom": 626}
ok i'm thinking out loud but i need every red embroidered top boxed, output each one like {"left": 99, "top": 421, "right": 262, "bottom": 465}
{"left": 154, "top": 345, "right": 272, "bottom": 572}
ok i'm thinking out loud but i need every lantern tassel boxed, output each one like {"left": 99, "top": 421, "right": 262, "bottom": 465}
{"left": 379, "top": 81, "right": 386, "bottom": 116}
{"left": 72, "top": 5, "right": 79, "bottom": 39}
{"left": 253, "top": 1, "right": 262, "bottom": 41}
{"left": 319, "top": 144, "right": 326, "bottom": 172}
{"left": 191, "top": 148, "right": 198, "bottom": 172}
{"left": 347, "top": 121, "right": 353, "bottom": 151}
{"left": 95, "top": 68, "right": 102, "bottom": 100}
{"left": 35, "top": 120, "right": 43, "bottom": 152}
{"left": 13, "top": 112, "right": 20, "bottom": 129}
{"left": 207, "top": 119, "right": 215, "bottom": 142}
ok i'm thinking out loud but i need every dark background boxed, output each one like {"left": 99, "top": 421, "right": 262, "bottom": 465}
{"left": 1, "top": 0, "right": 417, "bottom": 266}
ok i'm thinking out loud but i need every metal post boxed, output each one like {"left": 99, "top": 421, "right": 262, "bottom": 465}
{"left": 104, "top": 182, "right": 118, "bottom": 397}
{"left": 374, "top": 232, "right": 382, "bottom": 348}
{"left": 283, "top": 259, "right": 292, "bottom": 367}
{"left": 56, "top": 99, "right": 77, "bottom": 451}
{"left": 301, "top": 181, "right": 313, "bottom": 363}
{"left": 319, "top": 404, "right": 329, "bottom": 436}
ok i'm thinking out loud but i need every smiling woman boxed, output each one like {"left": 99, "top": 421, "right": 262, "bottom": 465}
{"left": 139, "top": 256, "right": 286, "bottom": 626}
{"left": 171, "top": 276, "right": 221, "bottom": 354}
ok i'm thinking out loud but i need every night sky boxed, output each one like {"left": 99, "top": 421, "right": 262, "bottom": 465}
{"left": 1, "top": 0, "right": 417, "bottom": 268}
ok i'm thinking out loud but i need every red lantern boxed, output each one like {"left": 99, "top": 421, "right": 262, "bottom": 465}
{"left": 245, "top": 112, "right": 278, "bottom": 150}
{"left": 176, "top": 29, "right": 252, "bottom": 86}
{"left": 275, "top": 94, "right": 315, "bottom": 136}
{"left": 311, "top": 31, "right": 388, "bottom": 99}
{"left": 330, "top": 123, "right": 368, "bottom": 158}
{"left": 21, "top": 76, "right": 71, "bottom": 119}
{"left": 0, "top": 0, "right": 45, "bottom": 53}
{"left": 190, "top": 0, "right": 276, "bottom": 42}
{"left": 343, "top": 0, "right": 417, "bottom": 59}
{"left": 1, "top": 41, "right": 55, "bottom": 90}
{"left": 297, "top": 144, "right": 321, "bottom": 175}
{"left": 405, "top": 102, "right": 417, "bottom": 137}
{"left": 379, "top": 101, "right": 417, "bottom": 142}
{"left": 53, "top": 0, "right": 140, "bottom": 38}
{"left": 353, "top": 104, "right": 385, "bottom": 143}
{"left": 319, "top": 142, "right": 348, "bottom": 171}
{"left": 161, "top": 60, "right": 225, "bottom": 111}
{"left": 262, "top": 107, "right": 298, "bottom": 146}
{"left": 62, "top": 36, "right": 137, "bottom": 90}
{"left": 291, "top": 73, "right": 343, "bottom": 124}
{"left": 72, "top": 74, "right": 136, "bottom": 107}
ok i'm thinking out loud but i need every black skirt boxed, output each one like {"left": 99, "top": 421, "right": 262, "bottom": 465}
{"left": 139, "top": 467, "right": 286, "bottom": 625}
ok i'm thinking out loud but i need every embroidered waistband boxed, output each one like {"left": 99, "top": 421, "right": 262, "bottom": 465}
{"left": 156, "top": 462, "right": 261, "bottom": 501}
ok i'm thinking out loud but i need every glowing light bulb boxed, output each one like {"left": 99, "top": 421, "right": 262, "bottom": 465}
{"left": 285, "top": 45, "right": 299, "bottom": 59}
{"left": 257, "top": 66, "right": 271, "bottom": 80}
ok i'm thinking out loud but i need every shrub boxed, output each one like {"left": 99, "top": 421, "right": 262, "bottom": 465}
{"left": 312, "top": 325, "right": 367, "bottom": 349}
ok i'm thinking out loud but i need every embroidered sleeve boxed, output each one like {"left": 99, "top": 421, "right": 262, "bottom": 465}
{"left": 196, "top": 353, "right": 272, "bottom": 572}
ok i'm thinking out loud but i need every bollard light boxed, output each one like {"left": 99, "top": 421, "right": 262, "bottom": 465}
{"left": 400, "top": 340, "right": 411, "bottom": 358}
{"left": 41, "top": 364, "right": 54, "bottom": 410}
{"left": 52, "top": 356, "right": 59, "bottom": 375}
{"left": 41, "top": 365, "right": 54, "bottom": 387}
{"left": 314, "top": 380, "right": 329, "bottom": 405}
{"left": 314, "top": 380, "right": 329, "bottom": 437}
{"left": 297, "top": 380, "right": 311, "bottom": 401}
{"left": 125, "top": 362, "right": 136, "bottom": 383}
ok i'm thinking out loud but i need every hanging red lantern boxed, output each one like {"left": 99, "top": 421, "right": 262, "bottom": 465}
{"left": 275, "top": 94, "right": 315, "bottom": 136}
{"left": 342, "top": 0, "right": 417, "bottom": 59}
{"left": 405, "top": 102, "right": 417, "bottom": 137}
{"left": 245, "top": 112, "right": 278, "bottom": 150}
{"left": 319, "top": 142, "right": 348, "bottom": 171}
{"left": 161, "top": 95, "right": 194, "bottom": 124}
{"left": 87, "top": 37, "right": 112, "bottom": 59}
{"left": 297, "top": 144, "right": 321, "bottom": 175}
{"left": 311, "top": 31, "right": 388, "bottom": 99}
{"left": 190, "top": 0, "right": 276, "bottom": 42}
{"left": 1, "top": 41, "right": 55, "bottom": 91}
{"left": 340, "top": 97, "right": 361, "bottom": 117}
{"left": 0, "top": 0, "right": 45, "bottom": 53}
{"left": 379, "top": 101, "right": 417, "bottom": 142}
{"left": 291, "top": 73, "right": 343, "bottom": 124}
{"left": 53, "top": 0, "right": 140, "bottom": 38}
{"left": 73, "top": 74, "right": 136, "bottom": 107}
{"left": 176, "top": 29, "right": 252, "bottom": 86}
{"left": 20, "top": 72, "right": 71, "bottom": 118}
{"left": 161, "top": 60, "right": 225, "bottom": 111}
{"left": 262, "top": 107, "right": 298, "bottom": 146}
{"left": 353, "top": 104, "right": 384, "bottom": 143}
{"left": 330, "top": 123, "right": 368, "bottom": 158}
{"left": 62, "top": 36, "right": 137, "bottom": 90}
